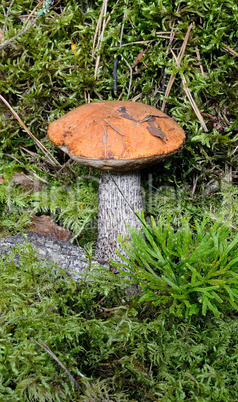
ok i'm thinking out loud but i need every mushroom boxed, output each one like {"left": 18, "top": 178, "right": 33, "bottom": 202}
{"left": 48, "top": 101, "right": 185, "bottom": 263}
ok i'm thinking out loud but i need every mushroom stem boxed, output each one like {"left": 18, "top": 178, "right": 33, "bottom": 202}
{"left": 95, "top": 171, "right": 143, "bottom": 264}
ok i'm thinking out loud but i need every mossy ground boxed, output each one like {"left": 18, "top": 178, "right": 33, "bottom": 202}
{"left": 0, "top": 0, "right": 238, "bottom": 400}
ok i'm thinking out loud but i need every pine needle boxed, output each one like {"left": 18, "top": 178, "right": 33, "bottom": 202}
{"left": 161, "top": 23, "right": 193, "bottom": 112}
{"left": 34, "top": 339, "right": 81, "bottom": 388}
{"left": 0, "top": 94, "right": 61, "bottom": 167}
{"left": 170, "top": 49, "right": 208, "bottom": 132}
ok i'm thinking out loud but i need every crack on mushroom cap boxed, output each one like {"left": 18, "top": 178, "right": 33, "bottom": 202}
{"left": 117, "top": 106, "right": 169, "bottom": 143}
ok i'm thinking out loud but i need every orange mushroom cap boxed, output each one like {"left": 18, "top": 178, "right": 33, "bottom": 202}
{"left": 48, "top": 101, "right": 185, "bottom": 172}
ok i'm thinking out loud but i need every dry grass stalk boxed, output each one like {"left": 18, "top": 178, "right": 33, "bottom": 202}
{"left": 119, "top": 0, "right": 129, "bottom": 48}
{"left": 0, "top": 7, "right": 41, "bottom": 50}
{"left": 156, "top": 33, "right": 171, "bottom": 39}
{"left": 121, "top": 56, "right": 132, "bottom": 100}
{"left": 3, "top": 153, "right": 49, "bottom": 184}
{"left": 0, "top": 94, "right": 60, "bottom": 166}
{"left": 122, "top": 39, "right": 157, "bottom": 46}
{"left": 92, "top": 0, "right": 123, "bottom": 79}
{"left": 93, "top": 0, "right": 108, "bottom": 78}
{"left": 222, "top": 43, "right": 238, "bottom": 57}
{"left": 195, "top": 45, "right": 205, "bottom": 76}
{"left": 34, "top": 340, "right": 80, "bottom": 388}
{"left": 92, "top": 0, "right": 120, "bottom": 79}
{"left": 92, "top": 0, "right": 107, "bottom": 58}
{"left": 156, "top": 31, "right": 171, "bottom": 35}
{"left": 170, "top": 50, "right": 208, "bottom": 132}
{"left": 161, "top": 22, "right": 193, "bottom": 112}
{"left": 25, "top": 0, "right": 45, "bottom": 25}
{"left": 132, "top": 93, "right": 142, "bottom": 102}
{"left": 2, "top": 0, "right": 15, "bottom": 36}
{"left": 232, "top": 145, "right": 238, "bottom": 155}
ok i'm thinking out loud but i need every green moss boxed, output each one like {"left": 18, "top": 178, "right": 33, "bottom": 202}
{"left": 0, "top": 244, "right": 237, "bottom": 400}
{"left": 0, "top": 2, "right": 238, "bottom": 399}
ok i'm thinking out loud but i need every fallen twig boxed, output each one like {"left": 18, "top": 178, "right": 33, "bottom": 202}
{"left": 104, "top": 118, "right": 126, "bottom": 149}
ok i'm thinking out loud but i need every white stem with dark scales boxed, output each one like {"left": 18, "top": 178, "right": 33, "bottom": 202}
{"left": 95, "top": 172, "right": 143, "bottom": 263}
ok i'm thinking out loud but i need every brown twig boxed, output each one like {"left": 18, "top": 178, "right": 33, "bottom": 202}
{"left": 91, "top": 120, "right": 108, "bottom": 157}
{"left": 104, "top": 119, "right": 125, "bottom": 136}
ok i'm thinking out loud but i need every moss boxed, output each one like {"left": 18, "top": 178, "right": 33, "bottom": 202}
{"left": 0, "top": 2, "right": 237, "bottom": 398}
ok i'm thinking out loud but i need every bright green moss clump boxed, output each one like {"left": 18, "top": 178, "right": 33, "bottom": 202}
{"left": 0, "top": 2, "right": 238, "bottom": 400}
{"left": 0, "top": 243, "right": 237, "bottom": 401}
